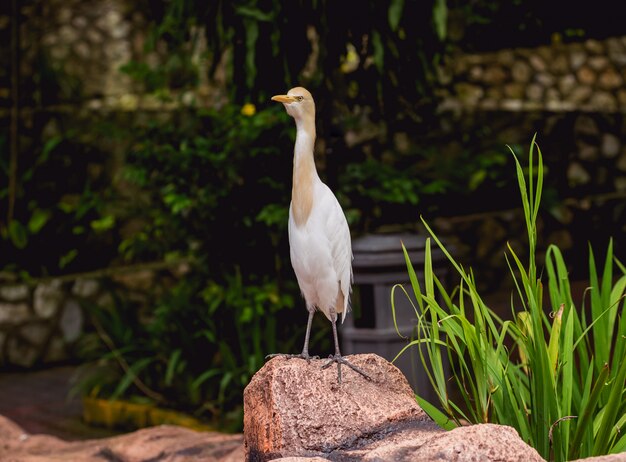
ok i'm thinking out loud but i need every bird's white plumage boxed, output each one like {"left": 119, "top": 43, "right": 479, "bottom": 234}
{"left": 288, "top": 180, "right": 352, "bottom": 323}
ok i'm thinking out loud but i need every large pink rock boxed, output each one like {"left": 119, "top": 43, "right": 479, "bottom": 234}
{"left": 243, "top": 353, "right": 546, "bottom": 462}
{"left": 244, "top": 353, "right": 431, "bottom": 460}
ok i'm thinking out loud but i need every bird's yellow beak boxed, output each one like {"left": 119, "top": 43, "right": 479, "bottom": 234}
{"left": 271, "top": 94, "right": 296, "bottom": 104}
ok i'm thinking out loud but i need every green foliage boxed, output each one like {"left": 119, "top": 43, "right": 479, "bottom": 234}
{"left": 75, "top": 271, "right": 295, "bottom": 431}
{"left": 0, "top": 130, "right": 114, "bottom": 276}
{"left": 338, "top": 140, "right": 511, "bottom": 229}
{"left": 117, "top": 104, "right": 292, "bottom": 266}
{"left": 393, "top": 138, "right": 626, "bottom": 460}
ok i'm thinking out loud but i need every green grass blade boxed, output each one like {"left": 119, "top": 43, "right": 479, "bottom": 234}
{"left": 593, "top": 355, "right": 626, "bottom": 454}
{"left": 571, "top": 364, "right": 610, "bottom": 457}
{"left": 415, "top": 395, "right": 457, "bottom": 430}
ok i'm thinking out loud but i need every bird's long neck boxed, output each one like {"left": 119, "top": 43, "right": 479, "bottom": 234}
{"left": 291, "top": 117, "right": 318, "bottom": 227}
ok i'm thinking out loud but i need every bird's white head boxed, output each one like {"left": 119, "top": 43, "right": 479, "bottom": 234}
{"left": 271, "top": 87, "right": 315, "bottom": 122}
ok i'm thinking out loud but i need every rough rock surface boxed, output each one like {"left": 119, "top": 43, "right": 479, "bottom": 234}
{"left": 572, "top": 456, "right": 626, "bottom": 462}
{"left": 244, "top": 354, "right": 430, "bottom": 460}
{"left": 243, "top": 354, "right": 544, "bottom": 461}
{"left": 0, "top": 414, "right": 243, "bottom": 461}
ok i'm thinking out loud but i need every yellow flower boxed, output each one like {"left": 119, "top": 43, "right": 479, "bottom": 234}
{"left": 241, "top": 103, "right": 256, "bottom": 116}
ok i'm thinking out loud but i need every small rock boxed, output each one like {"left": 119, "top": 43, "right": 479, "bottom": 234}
{"left": 58, "top": 25, "right": 77, "bottom": 43}
{"left": 97, "top": 9, "right": 122, "bottom": 31}
{"left": 559, "top": 75, "right": 577, "bottom": 96}
{"left": 60, "top": 299, "right": 84, "bottom": 343}
{"left": 58, "top": 7, "right": 72, "bottom": 23}
{"left": 578, "top": 144, "right": 599, "bottom": 161}
{"left": 599, "top": 68, "right": 623, "bottom": 89}
{"left": 606, "top": 37, "right": 625, "bottom": 57}
{"left": 570, "top": 50, "right": 587, "bottom": 69}
{"left": 535, "top": 72, "right": 555, "bottom": 87}
{"left": 86, "top": 28, "right": 103, "bottom": 44}
{"left": 34, "top": 280, "right": 64, "bottom": 319}
{"left": 501, "top": 99, "right": 523, "bottom": 111}
{"left": 72, "top": 278, "right": 100, "bottom": 298}
{"left": 550, "top": 53, "right": 569, "bottom": 74}
{"left": 529, "top": 54, "right": 546, "bottom": 72}
{"left": 585, "top": 39, "right": 605, "bottom": 54}
{"left": 481, "top": 98, "right": 499, "bottom": 110}
{"left": 576, "top": 66, "right": 596, "bottom": 85}
{"left": 468, "top": 65, "right": 483, "bottom": 82}
{"left": 511, "top": 61, "right": 531, "bottom": 83}
{"left": 536, "top": 45, "right": 553, "bottom": 63}
{"left": 569, "top": 86, "right": 592, "bottom": 104}
{"left": 567, "top": 162, "right": 591, "bottom": 186}
{"left": 588, "top": 92, "right": 617, "bottom": 111}
{"left": 20, "top": 322, "right": 50, "bottom": 345}
{"left": 73, "top": 41, "right": 91, "bottom": 59}
{"left": 497, "top": 49, "right": 515, "bottom": 65}
{"left": 526, "top": 84, "right": 544, "bottom": 102}
{"left": 0, "top": 303, "right": 31, "bottom": 324}
{"left": 601, "top": 133, "right": 620, "bottom": 158}
{"left": 0, "top": 284, "right": 29, "bottom": 302}
{"left": 72, "top": 16, "right": 88, "bottom": 29}
{"left": 504, "top": 83, "right": 524, "bottom": 99}
{"left": 545, "top": 88, "right": 560, "bottom": 103}
{"left": 6, "top": 336, "right": 39, "bottom": 367}
{"left": 483, "top": 66, "right": 508, "bottom": 85}
{"left": 588, "top": 55, "right": 609, "bottom": 71}
{"left": 574, "top": 114, "right": 600, "bottom": 137}
{"left": 454, "top": 83, "right": 483, "bottom": 106}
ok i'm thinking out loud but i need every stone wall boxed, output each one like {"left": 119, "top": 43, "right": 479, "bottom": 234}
{"left": 429, "top": 38, "right": 626, "bottom": 291}
{"left": 0, "top": 265, "right": 188, "bottom": 368}
{"left": 0, "top": 277, "right": 96, "bottom": 367}
{"left": 439, "top": 37, "right": 626, "bottom": 113}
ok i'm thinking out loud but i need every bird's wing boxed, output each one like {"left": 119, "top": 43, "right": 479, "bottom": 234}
{"left": 320, "top": 184, "right": 353, "bottom": 323}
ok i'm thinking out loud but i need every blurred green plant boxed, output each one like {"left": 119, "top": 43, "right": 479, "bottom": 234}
{"left": 392, "top": 137, "right": 626, "bottom": 461}
{"left": 0, "top": 130, "right": 114, "bottom": 277}
{"left": 338, "top": 140, "right": 511, "bottom": 229}
{"left": 74, "top": 270, "right": 295, "bottom": 431}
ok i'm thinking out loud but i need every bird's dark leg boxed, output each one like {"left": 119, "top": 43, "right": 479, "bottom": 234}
{"left": 266, "top": 308, "right": 319, "bottom": 361}
{"left": 300, "top": 308, "right": 315, "bottom": 358}
{"left": 322, "top": 310, "right": 371, "bottom": 383}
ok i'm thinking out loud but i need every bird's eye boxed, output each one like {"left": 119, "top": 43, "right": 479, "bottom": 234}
{"left": 295, "top": 96, "right": 304, "bottom": 102}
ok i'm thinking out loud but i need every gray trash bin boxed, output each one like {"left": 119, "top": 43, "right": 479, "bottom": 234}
{"left": 342, "top": 233, "right": 450, "bottom": 404}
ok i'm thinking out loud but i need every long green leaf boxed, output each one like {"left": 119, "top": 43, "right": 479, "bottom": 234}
{"left": 416, "top": 394, "right": 456, "bottom": 430}
{"left": 571, "top": 364, "right": 610, "bottom": 457}
{"left": 593, "top": 356, "right": 626, "bottom": 454}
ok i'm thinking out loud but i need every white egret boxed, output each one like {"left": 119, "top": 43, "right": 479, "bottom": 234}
{"left": 268, "top": 87, "right": 369, "bottom": 383}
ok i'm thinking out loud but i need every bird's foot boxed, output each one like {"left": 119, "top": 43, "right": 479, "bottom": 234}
{"left": 265, "top": 352, "right": 319, "bottom": 362}
{"left": 321, "top": 354, "right": 372, "bottom": 383}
